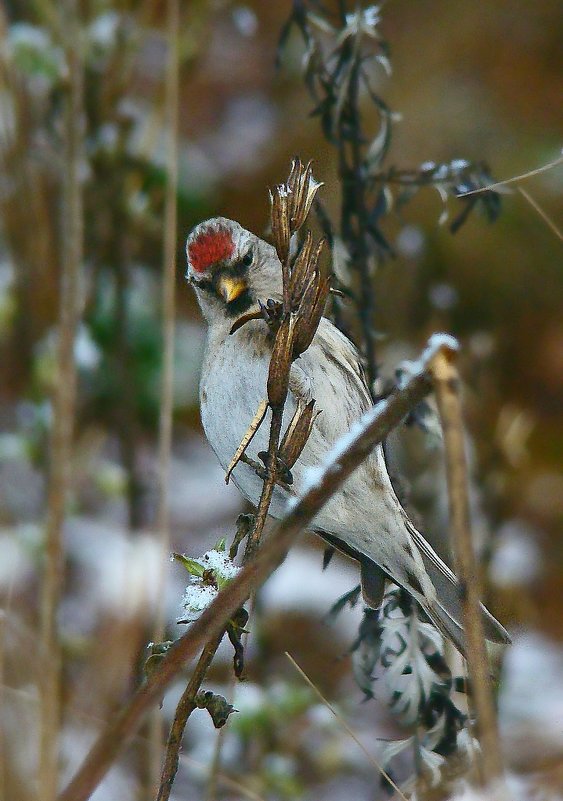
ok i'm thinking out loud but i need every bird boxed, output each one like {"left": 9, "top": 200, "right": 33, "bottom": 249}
{"left": 185, "top": 216, "right": 510, "bottom": 655}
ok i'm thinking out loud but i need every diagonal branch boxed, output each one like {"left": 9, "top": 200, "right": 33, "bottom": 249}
{"left": 57, "top": 339, "right": 439, "bottom": 801}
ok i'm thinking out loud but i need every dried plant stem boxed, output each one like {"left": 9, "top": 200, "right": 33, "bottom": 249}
{"left": 341, "top": 58, "right": 378, "bottom": 389}
{"left": 148, "top": 0, "right": 180, "bottom": 795}
{"left": 40, "top": 4, "right": 83, "bottom": 799}
{"left": 286, "top": 652, "right": 408, "bottom": 801}
{"left": 429, "top": 345, "right": 505, "bottom": 788}
{"left": 156, "top": 631, "right": 225, "bottom": 801}
{"left": 57, "top": 352, "right": 433, "bottom": 801}
{"left": 458, "top": 152, "right": 563, "bottom": 196}
{"left": 517, "top": 186, "right": 563, "bottom": 242}
{"left": 244, "top": 408, "right": 284, "bottom": 559}
{"left": 245, "top": 245, "right": 295, "bottom": 558}
{"left": 0, "top": 610, "right": 5, "bottom": 801}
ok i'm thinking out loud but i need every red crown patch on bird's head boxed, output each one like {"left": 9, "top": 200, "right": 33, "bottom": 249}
{"left": 187, "top": 227, "right": 235, "bottom": 274}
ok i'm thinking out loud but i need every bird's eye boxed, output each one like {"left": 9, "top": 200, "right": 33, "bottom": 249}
{"left": 242, "top": 249, "right": 253, "bottom": 267}
{"left": 194, "top": 277, "right": 214, "bottom": 293}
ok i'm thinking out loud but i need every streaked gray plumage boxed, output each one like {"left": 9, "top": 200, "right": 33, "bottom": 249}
{"left": 186, "top": 217, "right": 510, "bottom": 655}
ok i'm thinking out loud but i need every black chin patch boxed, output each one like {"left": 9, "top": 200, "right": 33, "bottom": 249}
{"left": 225, "top": 289, "right": 253, "bottom": 317}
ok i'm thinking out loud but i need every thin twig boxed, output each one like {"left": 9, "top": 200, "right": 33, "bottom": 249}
{"left": 285, "top": 653, "right": 408, "bottom": 801}
{"left": 156, "top": 631, "right": 225, "bottom": 801}
{"left": 243, "top": 247, "right": 294, "bottom": 559}
{"left": 156, "top": 515, "right": 252, "bottom": 797}
{"left": 148, "top": 0, "right": 180, "bottom": 794}
{"left": 57, "top": 343, "right": 435, "bottom": 801}
{"left": 0, "top": 610, "right": 5, "bottom": 801}
{"left": 40, "top": 3, "right": 83, "bottom": 799}
{"left": 457, "top": 153, "right": 563, "bottom": 196}
{"left": 517, "top": 186, "right": 563, "bottom": 242}
{"left": 428, "top": 343, "right": 506, "bottom": 788}
{"left": 243, "top": 407, "right": 284, "bottom": 559}
{"left": 344, "top": 56, "right": 378, "bottom": 389}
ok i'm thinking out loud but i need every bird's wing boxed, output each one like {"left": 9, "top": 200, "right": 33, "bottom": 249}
{"left": 405, "top": 519, "right": 511, "bottom": 645}
{"left": 293, "top": 317, "right": 373, "bottom": 444}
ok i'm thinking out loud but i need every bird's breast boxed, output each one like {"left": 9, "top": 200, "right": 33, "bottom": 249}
{"left": 200, "top": 326, "right": 292, "bottom": 516}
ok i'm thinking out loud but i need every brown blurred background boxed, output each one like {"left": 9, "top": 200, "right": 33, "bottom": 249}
{"left": 0, "top": 1, "right": 562, "bottom": 799}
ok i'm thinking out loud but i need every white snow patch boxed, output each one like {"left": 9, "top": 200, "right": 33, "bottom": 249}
{"left": 490, "top": 520, "right": 542, "bottom": 587}
{"left": 499, "top": 631, "right": 563, "bottom": 764}
{"left": 194, "top": 548, "right": 240, "bottom": 581}
{"left": 178, "top": 583, "right": 218, "bottom": 623}
{"left": 260, "top": 544, "right": 363, "bottom": 628}
{"left": 450, "top": 158, "right": 470, "bottom": 171}
{"left": 232, "top": 7, "right": 258, "bottom": 37}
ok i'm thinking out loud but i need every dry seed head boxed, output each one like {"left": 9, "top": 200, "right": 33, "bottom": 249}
{"left": 267, "top": 313, "right": 296, "bottom": 408}
{"left": 292, "top": 274, "right": 330, "bottom": 358}
{"left": 287, "top": 158, "right": 324, "bottom": 231}
{"left": 269, "top": 185, "right": 292, "bottom": 262}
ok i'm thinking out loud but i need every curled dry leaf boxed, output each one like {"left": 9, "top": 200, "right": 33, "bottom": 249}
{"left": 194, "top": 690, "right": 236, "bottom": 729}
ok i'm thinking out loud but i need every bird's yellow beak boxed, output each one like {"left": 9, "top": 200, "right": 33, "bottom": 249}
{"left": 217, "top": 275, "right": 247, "bottom": 304}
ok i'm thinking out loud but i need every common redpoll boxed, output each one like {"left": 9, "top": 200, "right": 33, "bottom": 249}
{"left": 185, "top": 217, "right": 510, "bottom": 654}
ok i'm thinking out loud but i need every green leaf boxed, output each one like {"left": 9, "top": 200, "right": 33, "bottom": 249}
{"left": 172, "top": 553, "right": 204, "bottom": 577}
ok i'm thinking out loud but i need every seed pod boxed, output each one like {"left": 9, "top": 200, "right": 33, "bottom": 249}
{"left": 292, "top": 274, "right": 330, "bottom": 358}
{"left": 267, "top": 313, "right": 295, "bottom": 408}
{"left": 269, "top": 185, "right": 292, "bottom": 262}
{"left": 279, "top": 399, "right": 317, "bottom": 469}
{"left": 288, "top": 231, "right": 313, "bottom": 307}
{"left": 287, "top": 158, "right": 323, "bottom": 232}
{"left": 289, "top": 236, "right": 325, "bottom": 310}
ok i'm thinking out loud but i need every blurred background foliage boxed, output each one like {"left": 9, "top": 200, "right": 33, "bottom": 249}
{"left": 0, "top": 1, "right": 561, "bottom": 800}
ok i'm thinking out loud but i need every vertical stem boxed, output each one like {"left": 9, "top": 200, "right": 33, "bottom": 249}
{"left": 114, "top": 234, "right": 144, "bottom": 529}
{"left": 244, "top": 409, "right": 284, "bottom": 559}
{"left": 245, "top": 246, "right": 292, "bottom": 558}
{"left": 429, "top": 345, "right": 505, "bottom": 787}
{"left": 40, "top": 2, "right": 83, "bottom": 798}
{"left": 149, "top": 0, "right": 180, "bottom": 795}
{"left": 0, "top": 610, "right": 5, "bottom": 801}
{"left": 347, "top": 60, "right": 378, "bottom": 390}
{"left": 156, "top": 632, "right": 225, "bottom": 801}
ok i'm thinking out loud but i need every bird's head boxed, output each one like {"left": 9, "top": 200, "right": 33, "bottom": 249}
{"left": 185, "top": 217, "right": 282, "bottom": 326}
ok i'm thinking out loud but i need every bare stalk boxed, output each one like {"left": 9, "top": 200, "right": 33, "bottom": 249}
{"left": 148, "top": 0, "right": 180, "bottom": 794}
{"left": 57, "top": 350, "right": 434, "bottom": 801}
{"left": 40, "top": 3, "right": 83, "bottom": 799}
{"left": 429, "top": 344, "right": 506, "bottom": 787}
{"left": 156, "top": 631, "right": 224, "bottom": 801}
{"left": 0, "top": 610, "right": 5, "bottom": 801}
